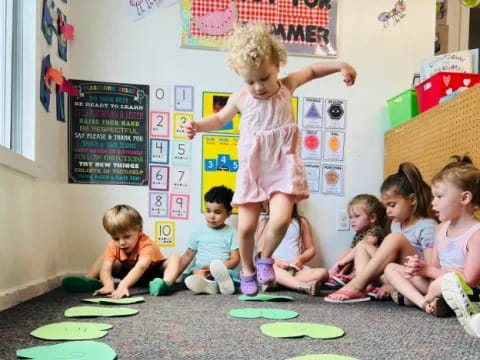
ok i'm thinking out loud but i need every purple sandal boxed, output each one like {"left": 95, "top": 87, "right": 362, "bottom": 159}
{"left": 240, "top": 271, "right": 258, "bottom": 296}
{"left": 256, "top": 257, "right": 275, "bottom": 285}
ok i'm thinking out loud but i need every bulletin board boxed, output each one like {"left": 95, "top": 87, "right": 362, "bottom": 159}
{"left": 201, "top": 134, "right": 239, "bottom": 213}
{"left": 384, "top": 85, "right": 480, "bottom": 182}
{"left": 202, "top": 92, "right": 299, "bottom": 135}
{"left": 181, "top": 0, "right": 338, "bottom": 57}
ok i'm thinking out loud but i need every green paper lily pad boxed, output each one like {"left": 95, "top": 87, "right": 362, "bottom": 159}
{"left": 31, "top": 322, "right": 112, "bottom": 340}
{"left": 65, "top": 305, "right": 139, "bottom": 317}
{"left": 16, "top": 340, "right": 116, "bottom": 360}
{"left": 230, "top": 308, "right": 298, "bottom": 320}
{"left": 286, "top": 355, "right": 359, "bottom": 360}
{"left": 238, "top": 294, "right": 294, "bottom": 301}
{"left": 83, "top": 296, "right": 145, "bottom": 305}
{"left": 261, "top": 322, "right": 344, "bottom": 339}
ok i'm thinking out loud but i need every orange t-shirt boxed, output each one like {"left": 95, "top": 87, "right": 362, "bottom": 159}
{"left": 104, "top": 233, "right": 165, "bottom": 270}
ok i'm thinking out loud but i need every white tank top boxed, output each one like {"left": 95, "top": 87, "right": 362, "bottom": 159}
{"left": 437, "top": 221, "right": 480, "bottom": 270}
{"left": 272, "top": 219, "right": 300, "bottom": 263}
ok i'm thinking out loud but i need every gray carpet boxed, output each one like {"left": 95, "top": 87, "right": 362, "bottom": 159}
{"left": 1, "top": 285, "right": 480, "bottom": 360}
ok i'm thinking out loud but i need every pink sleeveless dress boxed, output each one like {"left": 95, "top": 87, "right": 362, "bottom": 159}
{"left": 231, "top": 82, "right": 309, "bottom": 207}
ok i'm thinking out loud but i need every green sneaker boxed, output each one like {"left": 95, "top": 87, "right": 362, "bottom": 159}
{"left": 149, "top": 278, "right": 169, "bottom": 296}
{"left": 441, "top": 272, "right": 480, "bottom": 337}
{"left": 62, "top": 276, "right": 102, "bottom": 293}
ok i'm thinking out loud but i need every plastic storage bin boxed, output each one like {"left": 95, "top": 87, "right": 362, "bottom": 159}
{"left": 415, "top": 72, "right": 480, "bottom": 113}
{"left": 387, "top": 89, "right": 419, "bottom": 128}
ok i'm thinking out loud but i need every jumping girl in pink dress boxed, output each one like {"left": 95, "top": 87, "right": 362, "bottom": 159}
{"left": 185, "top": 23, "right": 356, "bottom": 295}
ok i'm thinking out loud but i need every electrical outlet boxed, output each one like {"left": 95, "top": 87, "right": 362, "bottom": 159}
{"left": 336, "top": 209, "right": 350, "bottom": 231}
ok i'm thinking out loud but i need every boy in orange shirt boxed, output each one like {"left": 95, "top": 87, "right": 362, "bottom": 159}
{"left": 63, "top": 204, "right": 181, "bottom": 298}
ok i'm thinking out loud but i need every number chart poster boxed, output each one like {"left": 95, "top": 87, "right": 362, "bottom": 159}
{"left": 68, "top": 80, "right": 149, "bottom": 185}
{"left": 203, "top": 92, "right": 299, "bottom": 135}
{"left": 202, "top": 135, "right": 239, "bottom": 213}
{"left": 181, "top": 0, "right": 338, "bottom": 57}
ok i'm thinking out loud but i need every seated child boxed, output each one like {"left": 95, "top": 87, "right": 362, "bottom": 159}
{"left": 63, "top": 204, "right": 181, "bottom": 298}
{"left": 326, "top": 194, "right": 388, "bottom": 291}
{"left": 255, "top": 204, "right": 328, "bottom": 296}
{"left": 180, "top": 186, "right": 240, "bottom": 295}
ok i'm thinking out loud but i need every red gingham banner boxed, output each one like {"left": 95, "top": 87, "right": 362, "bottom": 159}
{"left": 191, "top": 0, "right": 330, "bottom": 45}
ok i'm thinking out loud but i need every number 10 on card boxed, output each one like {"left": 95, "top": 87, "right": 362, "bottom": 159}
{"left": 154, "top": 221, "right": 175, "bottom": 247}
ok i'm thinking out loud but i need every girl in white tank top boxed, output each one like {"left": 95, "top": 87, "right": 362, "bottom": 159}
{"left": 384, "top": 156, "right": 480, "bottom": 316}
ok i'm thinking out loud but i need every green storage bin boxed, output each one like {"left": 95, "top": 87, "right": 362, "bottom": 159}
{"left": 387, "top": 89, "right": 419, "bottom": 128}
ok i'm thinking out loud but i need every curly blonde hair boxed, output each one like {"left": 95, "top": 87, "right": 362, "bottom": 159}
{"left": 226, "top": 23, "right": 287, "bottom": 72}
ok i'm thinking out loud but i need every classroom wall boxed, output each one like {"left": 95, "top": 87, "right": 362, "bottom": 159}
{"left": 0, "top": 0, "right": 436, "bottom": 309}
{"left": 0, "top": 0, "right": 71, "bottom": 310}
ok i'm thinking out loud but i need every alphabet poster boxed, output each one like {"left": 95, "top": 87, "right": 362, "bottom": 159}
{"left": 181, "top": 0, "right": 338, "bottom": 57}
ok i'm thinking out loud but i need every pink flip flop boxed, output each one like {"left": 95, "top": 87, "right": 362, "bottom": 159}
{"left": 324, "top": 289, "right": 371, "bottom": 303}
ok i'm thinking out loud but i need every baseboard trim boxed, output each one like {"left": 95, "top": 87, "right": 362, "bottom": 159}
{"left": 0, "top": 273, "right": 76, "bottom": 312}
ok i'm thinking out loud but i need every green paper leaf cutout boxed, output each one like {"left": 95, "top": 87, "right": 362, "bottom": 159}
{"left": 238, "top": 294, "right": 294, "bottom": 301}
{"left": 83, "top": 296, "right": 145, "bottom": 305}
{"left": 286, "top": 355, "right": 359, "bottom": 360}
{"left": 65, "top": 306, "right": 139, "bottom": 317}
{"left": 230, "top": 308, "right": 298, "bottom": 320}
{"left": 31, "top": 322, "right": 113, "bottom": 340}
{"left": 16, "top": 340, "right": 116, "bottom": 360}
{"left": 261, "top": 322, "right": 344, "bottom": 339}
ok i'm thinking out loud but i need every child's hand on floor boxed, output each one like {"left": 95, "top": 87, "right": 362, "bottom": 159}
{"left": 93, "top": 285, "right": 114, "bottom": 297}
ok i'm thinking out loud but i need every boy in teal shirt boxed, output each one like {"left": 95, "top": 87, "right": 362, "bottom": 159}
{"left": 179, "top": 186, "right": 240, "bottom": 295}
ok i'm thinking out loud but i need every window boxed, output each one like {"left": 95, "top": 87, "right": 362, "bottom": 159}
{"left": 1, "top": 0, "right": 35, "bottom": 164}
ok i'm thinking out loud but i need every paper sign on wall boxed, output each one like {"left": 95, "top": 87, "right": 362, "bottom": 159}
{"left": 171, "top": 140, "right": 192, "bottom": 166}
{"left": 305, "top": 163, "right": 321, "bottom": 193}
{"left": 149, "top": 192, "right": 169, "bottom": 217}
{"left": 174, "top": 85, "right": 194, "bottom": 112}
{"left": 169, "top": 194, "right": 189, "bottom": 219}
{"left": 150, "top": 84, "right": 171, "bottom": 110}
{"left": 150, "top": 139, "right": 169, "bottom": 164}
{"left": 154, "top": 221, "right": 175, "bottom": 247}
{"left": 149, "top": 165, "right": 169, "bottom": 191}
{"left": 325, "top": 99, "right": 346, "bottom": 129}
{"left": 150, "top": 111, "right": 170, "bottom": 138}
{"left": 323, "top": 131, "right": 345, "bottom": 161}
{"left": 173, "top": 112, "right": 193, "bottom": 139}
{"left": 301, "top": 130, "right": 322, "bottom": 161}
{"left": 170, "top": 166, "right": 191, "bottom": 194}
{"left": 321, "top": 163, "right": 344, "bottom": 195}
{"left": 302, "top": 97, "right": 324, "bottom": 128}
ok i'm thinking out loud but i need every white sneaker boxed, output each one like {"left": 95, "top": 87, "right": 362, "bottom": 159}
{"left": 441, "top": 272, "right": 480, "bottom": 337}
{"left": 210, "top": 260, "right": 235, "bottom": 295}
{"left": 185, "top": 275, "right": 218, "bottom": 295}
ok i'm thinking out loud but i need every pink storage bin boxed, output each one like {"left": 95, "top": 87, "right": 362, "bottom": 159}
{"left": 415, "top": 72, "right": 480, "bottom": 112}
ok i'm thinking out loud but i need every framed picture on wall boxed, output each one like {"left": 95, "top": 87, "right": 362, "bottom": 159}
{"left": 181, "top": 0, "right": 338, "bottom": 58}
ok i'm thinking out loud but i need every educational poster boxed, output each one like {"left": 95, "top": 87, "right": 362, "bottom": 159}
{"left": 323, "top": 130, "right": 344, "bottom": 161}
{"left": 321, "top": 162, "right": 343, "bottom": 195}
{"left": 170, "top": 166, "right": 191, "bottom": 193}
{"left": 68, "top": 80, "right": 149, "bottom": 185}
{"left": 324, "top": 99, "right": 346, "bottom": 129}
{"left": 149, "top": 165, "right": 169, "bottom": 191}
{"left": 154, "top": 221, "right": 176, "bottom": 247}
{"left": 150, "top": 111, "right": 170, "bottom": 138}
{"left": 301, "top": 129, "right": 322, "bottom": 161}
{"left": 41, "top": 0, "right": 54, "bottom": 45}
{"left": 202, "top": 93, "right": 298, "bottom": 135}
{"left": 150, "top": 84, "right": 171, "bottom": 110}
{"left": 302, "top": 97, "right": 323, "bottom": 128}
{"left": 173, "top": 112, "right": 192, "bottom": 139}
{"left": 171, "top": 140, "right": 192, "bottom": 166}
{"left": 150, "top": 139, "right": 169, "bottom": 164}
{"left": 202, "top": 135, "right": 239, "bottom": 213}
{"left": 169, "top": 194, "right": 190, "bottom": 219}
{"left": 181, "top": 0, "right": 338, "bottom": 57}
{"left": 40, "top": 55, "right": 52, "bottom": 112}
{"left": 304, "top": 162, "right": 321, "bottom": 193}
{"left": 202, "top": 92, "right": 240, "bottom": 134}
{"left": 174, "top": 85, "right": 194, "bottom": 111}
{"left": 149, "top": 192, "right": 169, "bottom": 217}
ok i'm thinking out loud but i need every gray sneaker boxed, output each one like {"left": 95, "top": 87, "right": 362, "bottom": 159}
{"left": 185, "top": 275, "right": 218, "bottom": 295}
{"left": 210, "top": 260, "right": 235, "bottom": 295}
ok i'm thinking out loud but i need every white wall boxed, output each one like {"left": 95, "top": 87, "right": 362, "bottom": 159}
{"left": 0, "top": 0, "right": 71, "bottom": 310}
{"left": 0, "top": 0, "right": 436, "bottom": 309}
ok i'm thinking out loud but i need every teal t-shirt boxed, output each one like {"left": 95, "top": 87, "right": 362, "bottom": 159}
{"left": 187, "top": 224, "right": 238, "bottom": 268}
